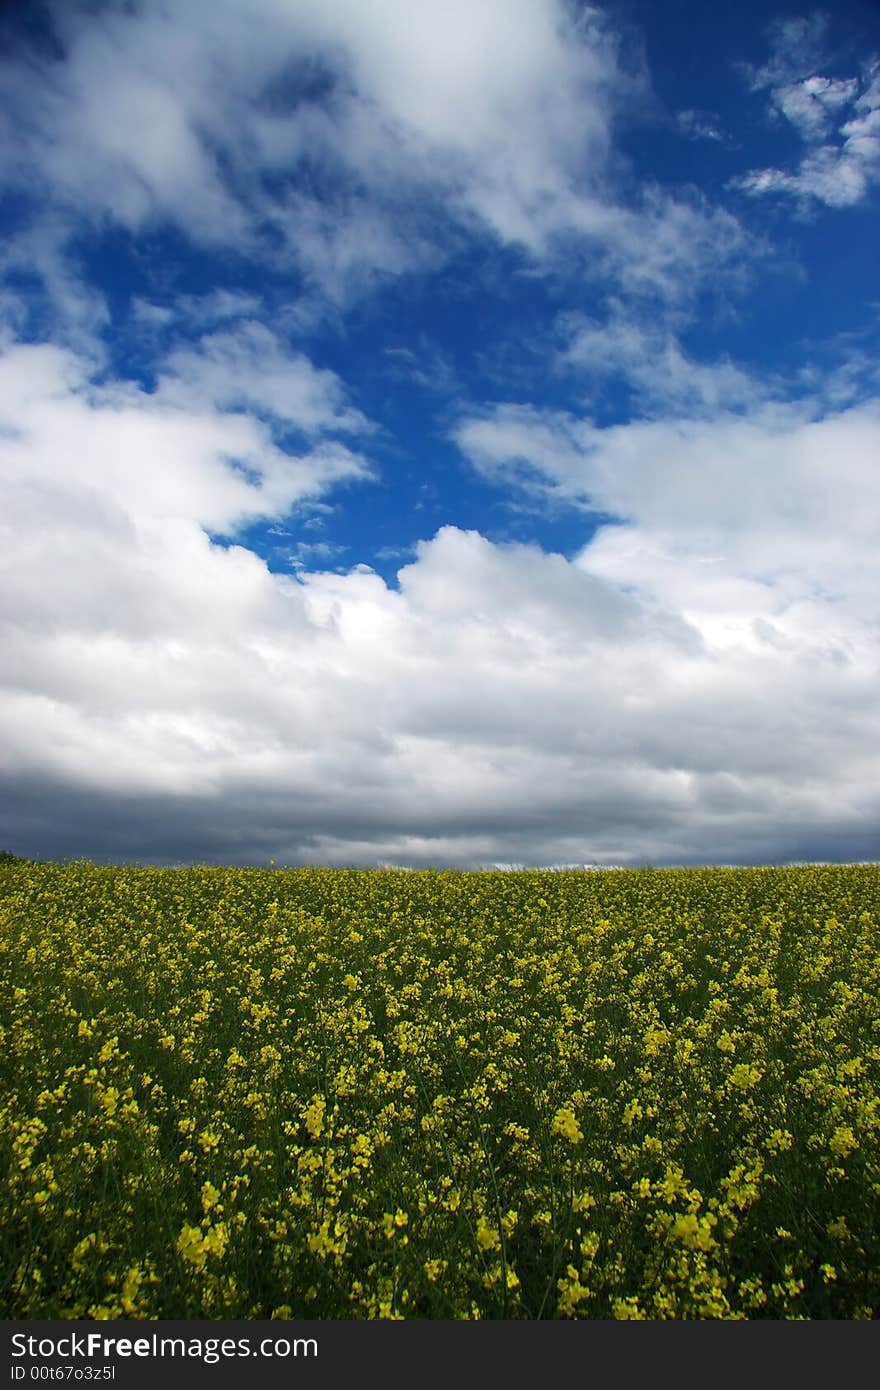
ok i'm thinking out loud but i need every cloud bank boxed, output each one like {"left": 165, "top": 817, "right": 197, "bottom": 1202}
{"left": 3, "top": 337, "right": 878, "bottom": 868}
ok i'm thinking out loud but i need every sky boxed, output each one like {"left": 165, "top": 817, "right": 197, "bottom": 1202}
{"left": 0, "top": 0, "right": 879, "bottom": 870}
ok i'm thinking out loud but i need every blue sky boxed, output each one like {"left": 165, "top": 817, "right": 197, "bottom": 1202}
{"left": 1, "top": 0, "right": 878, "bottom": 868}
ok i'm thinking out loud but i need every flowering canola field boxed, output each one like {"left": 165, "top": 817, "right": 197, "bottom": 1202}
{"left": 1, "top": 860, "right": 879, "bottom": 1319}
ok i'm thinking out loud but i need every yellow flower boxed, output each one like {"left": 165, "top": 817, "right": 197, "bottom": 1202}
{"left": 829, "top": 1126, "right": 856, "bottom": 1159}
{"left": 557, "top": 1265, "right": 591, "bottom": 1316}
{"left": 177, "top": 1221, "right": 229, "bottom": 1273}
{"left": 200, "top": 1181, "right": 221, "bottom": 1214}
{"left": 475, "top": 1217, "right": 501, "bottom": 1252}
{"left": 120, "top": 1267, "right": 144, "bottom": 1315}
{"left": 551, "top": 1105, "right": 584, "bottom": 1144}
{"left": 728, "top": 1063, "right": 762, "bottom": 1092}
{"left": 381, "top": 1209, "right": 409, "bottom": 1240}
{"left": 302, "top": 1095, "right": 326, "bottom": 1140}
{"left": 670, "top": 1213, "right": 717, "bottom": 1251}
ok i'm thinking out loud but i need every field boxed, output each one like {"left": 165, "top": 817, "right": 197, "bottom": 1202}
{"left": 1, "top": 859, "right": 879, "bottom": 1320}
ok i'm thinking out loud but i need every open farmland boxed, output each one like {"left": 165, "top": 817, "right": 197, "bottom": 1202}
{"left": 1, "top": 860, "right": 879, "bottom": 1319}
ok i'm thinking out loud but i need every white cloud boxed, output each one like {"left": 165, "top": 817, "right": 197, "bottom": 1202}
{"left": 737, "top": 23, "right": 880, "bottom": 209}
{"left": 0, "top": 213, "right": 111, "bottom": 355}
{"left": 0, "top": 340, "right": 372, "bottom": 545}
{"left": 162, "top": 291, "right": 265, "bottom": 330}
{"left": 774, "top": 76, "right": 859, "bottom": 142}
{"left": 676, "top": 109, "right": 727, "bottom": 144}
{"left": 744, "top": 14, "right": 830, "bottom": 89}
{"left": 0, "top": 0, "right": 747, "bottom": 309}
{"left": 2, "top": 333, "right": 879, "bottom": 867}
{"left": 454, "top": 396, "right": 880, "bottom": 658}
{"left": 288, "top": 539, "right": 348, "bottom": 571}
{"left": 159, "top": 321, "right": 370, "bottom": 436}
{"left": 0, "top": 4, "right": 876, "bottom": 870}
{"left": 558, "top": 306, "right": 762, "bottom": 414}
{"left": 2, "top": 494, "right": 877, "bottom": 865}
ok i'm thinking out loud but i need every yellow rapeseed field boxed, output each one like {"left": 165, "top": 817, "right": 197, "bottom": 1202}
{"left": 1, "top": 860, "right": 878, "bottom": 1319}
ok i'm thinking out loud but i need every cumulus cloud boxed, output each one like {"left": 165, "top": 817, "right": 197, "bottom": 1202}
{"left": 0, "top": 340, "right": 372, "bottom": 545}
{"left": 2, "top": 331, "right": 879, "bottom": 868}
{"left": 2, "top": 488, "right": 878, "bottom": 866}
{"left": 453, "top": 393, "right": 880, "bottom": 748}
{"left": 454, "top": 397, "right": 880, "bottom": 620}
{"left": 736, "top": 18, "right": 880, "bottom": 208}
